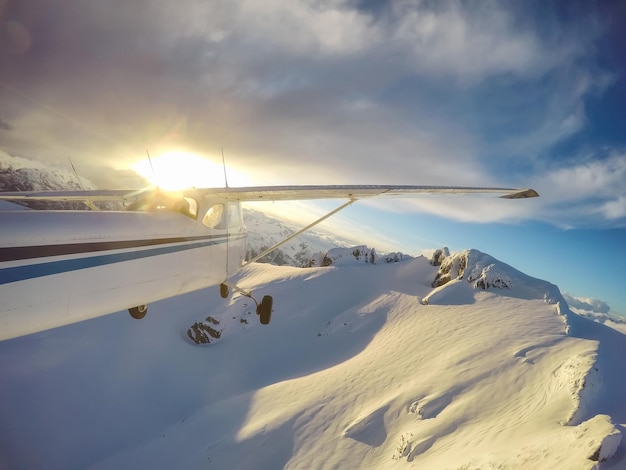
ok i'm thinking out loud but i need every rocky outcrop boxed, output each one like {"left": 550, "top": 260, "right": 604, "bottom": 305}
{"left": 429, "top": 247, "right": 449, "bottom": 267}
{"left": 426, "top": 247, "right": 564, "bottom": 305}
{"left": 305, "top": 246, "right": 410, "bottom": 267}
{"left": 432, "top": 248, "right": 514, "bottom": 290}
{"left": 187, "top": 316, "right": 222, "bottom": 344}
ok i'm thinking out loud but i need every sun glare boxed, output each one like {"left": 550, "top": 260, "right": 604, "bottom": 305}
{"left": 132, "top": 152, "right": 228, "bottom": 190}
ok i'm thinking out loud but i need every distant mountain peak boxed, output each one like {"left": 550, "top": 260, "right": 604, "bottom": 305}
{"left": 0, "top": 151, "right": 93, "bottom": 192}
{"left": 425, "top": 247, "right": 564, "bottom": 306}
{"left": 0, "top": 150, "right": 98, "bottom": 209}
{"left": 305, "top": 245, "right": 410, "bottom": 267}
{"left": 243, "top": 208, "right": 409, "bottom": 268}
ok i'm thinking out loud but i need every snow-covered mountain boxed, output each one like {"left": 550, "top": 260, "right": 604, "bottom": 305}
{"left": 243, "top": 207, "right": 357, "bottom": 266}
{"left": 0, "top": 151, "right": 96, "bottom": 209}
{"left": 0, "top": 151, "right": 93, "bottom": 192}
{"left": 425, "top": 247, "right": 563, "bottom": 306}
{"left": 1, "top": 248, "right": 625, "bottom": 469}
{"left": 305, "top": 245, "right": 409, "bottom": 267}
{"left": 244, "top": 208, "right": 410, "bottom": 267}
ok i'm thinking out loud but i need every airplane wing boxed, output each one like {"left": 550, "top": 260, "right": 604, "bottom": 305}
{"left": 203, "top": 185, "right": 539, "bottom": 201}
{"left": 0, "top": 189, "right": 148, "bottom": 203}
{"left": 0, "top": 185, "right": 539, "bottom": 204}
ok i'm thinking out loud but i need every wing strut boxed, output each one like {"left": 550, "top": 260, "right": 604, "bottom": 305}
{"left": 243, "top": 198, "right": 357, "bottom": 267}
{"left": 220, "top": 198, "right": 357, "bottom": 325}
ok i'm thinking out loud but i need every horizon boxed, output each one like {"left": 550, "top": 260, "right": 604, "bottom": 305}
{"left": 1, "top": 1, "right": 625, "bottom": 314}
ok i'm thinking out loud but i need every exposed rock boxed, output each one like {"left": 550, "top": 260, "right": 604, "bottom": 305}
{"left": 430, "top": 247, "right": 450, "bottom": 266}
{"left": 426, "top": 248, "right": 564, "bottom": 306}
{"left": 305, "top": 253, "right": 333, "bottom": 267}
{"left": 432, "top": 249, "right": 465, "bottom": 287}
{"left": 187, "top": 316, "right": 222, "bottom": 344}
{"left": 383, "top": 252, "right": 406, "bottom": 263}
{"left": 304, "top": 246, "right": 410, "bottom": 267}
{"left": 432, "top": 249, "right": 513, "bottom": 290}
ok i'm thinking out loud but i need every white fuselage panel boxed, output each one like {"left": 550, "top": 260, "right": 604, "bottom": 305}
{"left": 0, "top": 204, "right": 247, "bottom": 340}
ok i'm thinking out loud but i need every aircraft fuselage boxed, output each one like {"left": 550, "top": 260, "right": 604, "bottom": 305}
{"left": 0, "top": 193, "right": 246, "bottom": 340}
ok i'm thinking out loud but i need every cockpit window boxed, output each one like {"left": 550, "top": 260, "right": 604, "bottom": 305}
{"left": 127, "top": 192, "right": 198, "bottom": 219}
{"left": 184, "top": 197, "right": 198, "bottom": 219}
{"left": 202, "top": 203, "right": 225, "bottom": 229}
{"left": 201, "top": 202, "right": 242, "bottom": 229}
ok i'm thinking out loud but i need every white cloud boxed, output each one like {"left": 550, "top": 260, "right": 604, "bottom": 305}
{"left": 518, "top": 154, "right": 626, "bottom": 227}
{"left": 563, "top": 293, "right": 611, "bottom": 314}
{"left": 539, "top": 154, "right": 626, "bottom": 201}
{"left": 234, "top": 0, "right": 378, "bottom": 57}
{"left": 482, "top": 71, "right": 604, "bottom": 163}
{"left": 563, "top": 294, "right": 626, "bottom": 332}
{"left": 388, "top": 0, "right": 552, "bottom": 81}
{"left": 3, "top": 0, "right": 619, "bottom": 233}
{"left": 602, "top": 196, "right": 626, "bottom": 220}
{"left": 332, "top": 192, "right": 539, "bottom": 227}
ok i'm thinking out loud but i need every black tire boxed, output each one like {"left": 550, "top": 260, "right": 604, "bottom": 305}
{"left": 257, "top": 296, "right": 273, "bottom": 325}
{"left": 129, "top": 305, "right": 148, "bottom": 319}
{"left": 219, "top": 283, "right": 229, "bottom": 299}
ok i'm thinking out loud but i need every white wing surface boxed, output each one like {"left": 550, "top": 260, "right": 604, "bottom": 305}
{"left": 0, "top": 189, "right": 147, "bottom": 202}
{"left": 205, "top": 185, "right": 539, "bottom": 201}
{"left": 0, "top": 185, "right": 538, "bottom": 204}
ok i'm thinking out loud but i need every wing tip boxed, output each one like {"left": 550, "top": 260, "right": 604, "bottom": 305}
{"left": 500, "top": 188, "right": 540, "bottom": 199}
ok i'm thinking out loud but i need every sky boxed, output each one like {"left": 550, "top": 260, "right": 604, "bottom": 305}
{"left": 0, "top": 0, "right": 625, "bottom": 315}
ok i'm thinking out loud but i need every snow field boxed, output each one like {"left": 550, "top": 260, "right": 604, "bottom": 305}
{"left": 0, "top": 255, "right": 623, "bottom": 469}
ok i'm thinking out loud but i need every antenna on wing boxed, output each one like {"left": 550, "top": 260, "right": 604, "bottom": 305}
{"left": 146, "top": 150, "right": 156, "bottom": 179}
{"left": 221, "top": 147, "right": 229, "bottom": 188}
{"left": 67, "top": 156, "right": 99, "bottom": 210}
{"left": 67, "top": 156, "right": 84, "bottom": 191}
{"left": 221, "top": 147, "right": 230, "bottom": 277}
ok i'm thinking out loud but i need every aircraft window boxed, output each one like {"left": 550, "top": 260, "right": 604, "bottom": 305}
{"left": 127, "top": 192, "right": 198, "bottom": 219}
{"left": 227, "top": 203, "right": 242, "bottom": 228}
{"left": 184, "top": 197, "right": 198, "bottom": 219}
{"left": 202, "top": 204, "right": 225, "bottom": 229}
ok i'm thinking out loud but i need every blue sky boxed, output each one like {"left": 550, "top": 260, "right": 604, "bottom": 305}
{"left": 1, "top": 0, "right": 625, "bottom": 315}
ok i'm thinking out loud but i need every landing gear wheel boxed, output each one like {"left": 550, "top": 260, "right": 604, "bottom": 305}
{"left": 219, "top": 283, "right": 229, "bottom": 299}
{"left": 257, "top": 296, "right": 273, "bottom": 325}
{"left": 128, "top": 305, "right": 148, "bottom": 319}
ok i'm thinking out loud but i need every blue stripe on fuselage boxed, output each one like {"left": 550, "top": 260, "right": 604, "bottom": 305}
{"left": 0, "top": 235, "right": 243, "bottom": 285}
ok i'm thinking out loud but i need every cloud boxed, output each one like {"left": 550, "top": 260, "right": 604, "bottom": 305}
{"left": 563, "top": 293, "right": 626, "bottom": 331}
{"left": 0, "top": 0, "right": 620, "bottom": 231}
{"left": 542, "top": 154, "right": 626, "bottom": 199}
{"left": 388, "top": 0, "right": 550, "bottom": 81}
{"left": 354, "top": 193, "right": 539, "bottom": 225}
{"left": 563, "top": 293, "right": 611, "bottom": 314}
{"left": 602, "top": 196, "right": 626, "bottom": 220}
{"left": 234, "top": 0, "right": 378, "bottom": 57}
{"left": 0, "top": 118, "right": 11, "bottom": 131}
{"left": 532, "top": 153, "right": 626, "bottom": 226}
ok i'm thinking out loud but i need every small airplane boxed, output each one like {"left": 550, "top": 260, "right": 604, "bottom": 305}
{"left": 0, "top": 184, "right": 538, "bottom": 341}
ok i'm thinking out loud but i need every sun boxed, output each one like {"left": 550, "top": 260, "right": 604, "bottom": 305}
{"left": 132, "top": 151, "right": 227, "bottom": 190}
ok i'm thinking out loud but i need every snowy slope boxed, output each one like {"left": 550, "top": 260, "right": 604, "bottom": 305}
{"left": 244, "top": 209, "right": 408, "bottom": 267}
{"left": 0, "top": 151, "right": 108, "bottom": 210}
{"left": 0, "top": 151, "right": 95, "bottom": 192}
{"left": 243, "top": 207, "right": 360, "bottom": 266}
{"left": 1, "top": 251, "right": 624, "bottom": 469}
